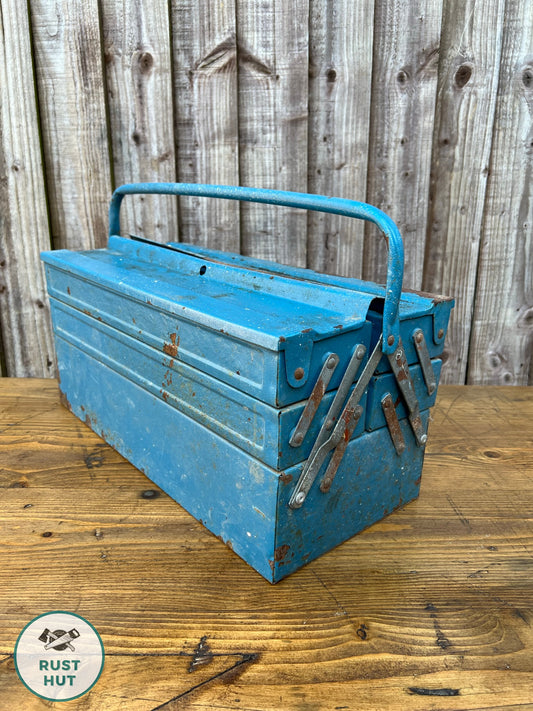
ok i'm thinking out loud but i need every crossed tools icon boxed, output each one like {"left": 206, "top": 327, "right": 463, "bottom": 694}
{"left": 38, "top": 628, "right": 80, "bottom": 652}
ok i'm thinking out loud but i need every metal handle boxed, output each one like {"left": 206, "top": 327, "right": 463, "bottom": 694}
{"left": 109, "top": 183, "right": 404, "bottom": 353}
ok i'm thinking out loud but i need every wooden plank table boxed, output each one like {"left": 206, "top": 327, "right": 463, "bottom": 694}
{"left": 0, "top": 379, "right": 532, "bottom": 710}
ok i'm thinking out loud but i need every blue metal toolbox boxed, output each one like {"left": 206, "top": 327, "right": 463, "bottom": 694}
{"left": 41, "top": 184, "right": 453, "bottom": 582}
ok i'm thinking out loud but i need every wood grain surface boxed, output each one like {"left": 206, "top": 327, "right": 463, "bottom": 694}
{"left": 1, "top": 1, "right": 532, "bottom": 386}
{"left": 28, "top": 0, "right": 112, "bottom": 251}
{"left": 364, "top": 0, "right": 442, "bottom": 291}
{"left": 467, "top": 0, "right": 533, "bottom": 386}
{"left": 0, "top": 1, "right": 55, "bottom": 378}
{"left": 237, "top": 0, "right": 309, "bottom": 267}
{"left": 101, "top": 0, "right": 178, "bottom": 244}
{"left": 171, "top": 0, "right": 240, "bottom": 252}
{"left": 0, "top": 380, "right": 532, "bottom": 709}
{"left": 422, "top": 0, "right": 505, "bottom": 384}
{"left": 307, "top": 0, "right": 373, "bottom": 279}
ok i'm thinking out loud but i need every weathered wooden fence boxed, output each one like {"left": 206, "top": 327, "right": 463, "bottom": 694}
{"left": 0, "top": 0, "right": 531, "bottom": 384}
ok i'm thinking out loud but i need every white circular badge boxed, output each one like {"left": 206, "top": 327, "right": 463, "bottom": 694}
{"left": 14, "top": 611, "right": 104, "bottom": 701}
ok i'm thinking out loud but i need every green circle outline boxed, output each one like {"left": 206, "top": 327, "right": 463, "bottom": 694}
{"left": 14, "top": 610, "right": 105, "bottom": 702}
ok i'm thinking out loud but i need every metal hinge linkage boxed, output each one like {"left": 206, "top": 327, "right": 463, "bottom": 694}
{"left": 289, "top": 339, "right": 379, "bottom": 509}
{"left": 412, "top": 328, "right": 436, "bottom": 395}
{"left": 386, "top": 340, "right": 427, "bottom": 447}
{"left": 381, "top": 393, "right": 406, "bottom": 455}
{"left": 289, "top": 334, "right": 429, "bottom": 510}
{"left": 289, "top": 354, "right": 339, "bottom": 447}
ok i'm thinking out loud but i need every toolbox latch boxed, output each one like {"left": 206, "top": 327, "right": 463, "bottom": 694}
{"left": 283, "top": 332, "right": 314, "bottom": 388}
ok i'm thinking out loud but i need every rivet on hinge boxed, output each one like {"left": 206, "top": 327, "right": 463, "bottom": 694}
{"left": 289, "top": 353, "right": 340, "bottom": 448}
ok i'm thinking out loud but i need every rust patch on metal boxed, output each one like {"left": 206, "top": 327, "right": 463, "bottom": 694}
{"left": 334, "top": 324, "right": 343, "bottom": 330}
{"left": 82, "top": 308, "right": 103, "bottom": 322}
{"left": 163, "top": 332, "right": 179, "bottom": 357}
{"left": 382, "top": 394, "right": 405, "bottom": 454}
{"left": 274, "top": 544, "right": 290, "bottom": 562}
{"left": 160, "top": 389, "right": 169, "bottom": 402}
{"left": 396, "top": 368, "right": 408, "bottom": 382}
{"left": 279, "top": 472, "right": 293, "bottom": 484}
{"left": 67, "top": 286, "right": 71, "bottom": 295}
{"left": 301, "top": 328, "right": 312, "bottom": 333}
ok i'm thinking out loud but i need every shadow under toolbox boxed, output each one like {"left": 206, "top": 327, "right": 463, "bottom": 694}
{"left": 41, "top": 183, "right": 454, "bottom": 583}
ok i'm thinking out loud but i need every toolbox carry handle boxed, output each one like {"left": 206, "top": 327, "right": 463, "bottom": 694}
{"left": 109, "top": 183, "right": 404, "bottom": 354}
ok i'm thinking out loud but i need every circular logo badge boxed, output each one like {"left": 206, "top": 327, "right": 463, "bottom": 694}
{"left": 14, "top": 611, "right": 104, "bottom": 702}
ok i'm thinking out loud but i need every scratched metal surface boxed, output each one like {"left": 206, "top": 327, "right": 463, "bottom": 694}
{"left": 42, "top": 235, "right": 381, "bottom": 406}
{"left": 272, "top": 411, "right": 430, "bottom": 581}
{"left": 54, "top": 333, "right": 430, "bottom": 583}
{"left": 49, "top": 298, "right": 369, "bottom": 470}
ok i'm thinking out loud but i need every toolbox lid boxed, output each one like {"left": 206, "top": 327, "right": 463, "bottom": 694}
{"left": 43, "top": 235, "right": 381, "bottom": 350}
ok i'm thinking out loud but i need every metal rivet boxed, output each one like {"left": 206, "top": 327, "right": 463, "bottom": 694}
{"left": 294, "top": 367, "right": 305, "bottom": 381}
{"left": 420, "top": 434, "right": 427, "bottom": 445}
{"left": 415, "top": 331, "right": 423, "bottom": 343}
{"left": 437, "top": 328, "right": 444, "bottom": 339}
{"left": 325, "top": 418, "right": 334, "bottom": 431}
{"left": 355, "top": 345, "right": 366, "bottom": 359}
{"left": 387, "top": 335, "right": 395, "bottom": 346}
{"left": 295, "top": 492, "right": 305, "bottom": 505}
{"left": 326, "top": 356, "right": 337, "bottom": 369}
{"left": 292, "top": 432, "right": 304, "bottom": 446}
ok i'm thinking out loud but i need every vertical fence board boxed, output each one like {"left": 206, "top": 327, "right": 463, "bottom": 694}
{"left": 364, "top": 0, "right": 442, "bottom": 290}
{"left": 306, "top": 0, "right": 373, "bottom": 278}
{"left": 237, "top": 0, "right": 309, "bottom": 266}
{"left": 171, "top": 0, "right": 240, "bottom": 251}
{"left": 423, "top": 0, "right": 505, "bottom": 383}
{"left": 29, "top": 0, "right": 112, "bottom": 250}
{"left": 468, "top": 0, "right": 533, "bottom": 385}
{"left": 0, "top": 1, "right": 55, "bottom": 376}
{"left": 101, "top": 0, "right": 177, "bottom": 243}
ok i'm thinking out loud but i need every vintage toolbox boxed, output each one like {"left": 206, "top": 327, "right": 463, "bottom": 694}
{"left": 41, "top": 183, "right": 454, "bottom": 583}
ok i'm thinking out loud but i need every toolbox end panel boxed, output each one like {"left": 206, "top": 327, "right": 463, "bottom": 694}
{"left": 272, "top": 411, "right": 429, "bottom": 582}
{"left": 54, "top": 336, "right": 279, "bottom": 583}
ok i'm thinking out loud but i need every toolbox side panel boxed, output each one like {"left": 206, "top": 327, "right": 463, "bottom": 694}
{"left": 49, "top": 299, "right": 369, "bottom": 470}
{"left": 272, "top": 412, "right": 429, "bottom": 582}
{"left": 54, "top": 335, "right": 279, "bottom": 582}
{"left": 44, "top": 263, "right": 278, "bottom": 403}
{"left": 50, "top": 299, "right": 280, "bottom": 464}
